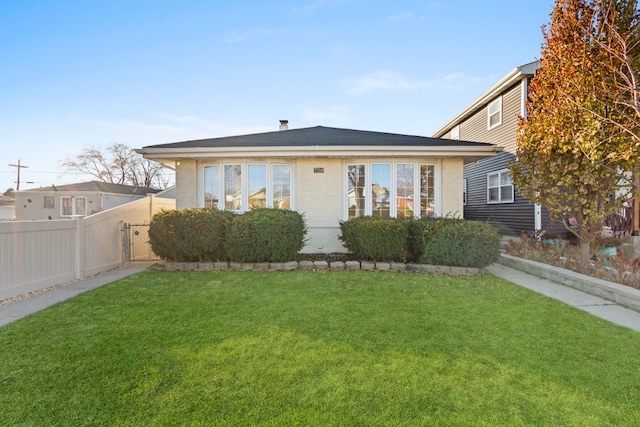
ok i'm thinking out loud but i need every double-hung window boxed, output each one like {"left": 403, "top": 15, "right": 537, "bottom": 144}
{"left": 204, "top": 163, "right": 292, "bottom": 211}
{"left": 60, "top": 196, "right": 87, "bottom": 217}
{"left": 346, "top": 162, "right": 436, "bottom": 219}
{"left": 488, "top": 97, "right": 502, "bottom": 129}
{"left": 487, "top": 169, "right": 513, "bottom": 203}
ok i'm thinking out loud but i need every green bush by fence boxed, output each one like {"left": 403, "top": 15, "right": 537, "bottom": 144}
{"left": 226, "top": 208, "right": 307, "bottom": 262}
{"left": 422, "top": 220, "right": 501, "bottom": 268}
{"left": 149, "top": 208, "right": 234, "bottom": 262}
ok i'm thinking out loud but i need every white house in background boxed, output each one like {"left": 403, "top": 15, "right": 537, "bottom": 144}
{"left": 0, "top": 196, "right": 15, "bottom": 220}
{"left": 136, "top": 122, "right": 501, "bottom": 253}
{"left": 14, "top": 181, "right": 162, "bottom": 220}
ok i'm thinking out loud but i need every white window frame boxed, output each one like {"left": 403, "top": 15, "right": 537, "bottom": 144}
{"left": 450, "top": 125, "right": 460, "bottom": 140}
{"left": 487, "top": 97, "right": 502, "bottom": 130}
{"left": 487, "top": 169, "right": 513, "bottom": 204}
{"left": 344, "top": 161, "right": 439, "bottom": 219}
{"left": 201, "top": 162, "right": 293, "bottom": 212}
{"left": 44, "top": 196, "right": 55, "bottom": 209}
{"left": 463, "top": 178, "right": 467, "bottom": 206}
{"left": 60, "top": 196, "right": 87, "bottom": 217}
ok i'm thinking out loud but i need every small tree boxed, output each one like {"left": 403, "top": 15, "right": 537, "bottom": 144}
{"left": 62, "top": 143, "right": 171, "bottom": 189}
{"left": 511, "top": 0, "right": 635, "bottom": 263}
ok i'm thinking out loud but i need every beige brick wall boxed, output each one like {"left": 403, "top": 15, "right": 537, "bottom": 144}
{"left": 175, "top": 160, "right": 197, "bottom": 209}
{"left": 441, "top": 158, "right": 464, "bottom": 217}
{"left": 295, "top": 158, "right": 345, "bottom": 253}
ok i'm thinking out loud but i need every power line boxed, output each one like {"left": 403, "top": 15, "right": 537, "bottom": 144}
{"left": 8, "top": 160, "right": 29, "bottom": 191}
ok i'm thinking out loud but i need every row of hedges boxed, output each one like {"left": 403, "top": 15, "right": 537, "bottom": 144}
{"left": 339, "top": 216, "right": 500, "bottom": 268}
{"left": 149, "top": 208, "right": 307, "bottom": 263}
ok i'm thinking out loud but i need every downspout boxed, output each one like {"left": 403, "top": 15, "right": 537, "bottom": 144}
{"left": 522, "top": 77, "right": 542, "bottom": 232}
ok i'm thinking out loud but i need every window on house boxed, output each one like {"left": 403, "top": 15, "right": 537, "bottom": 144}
{"left": 488, "top": 97, "right": 502, "bottom": 129}
{"left": 371, "top": 164, "right": 391, "bottom": 217}
{"left": 450, "top": 125, "right": 460, "bottom": 140}
{"left": 396, "top": 164, "right": 414, "bottom": 218}
{"left": 272, "top": 165, "right": 291, "bottom": 209}
{"left": 487, "top": 169, "right": 513, "bottom": 203}
{"left": 347, "top": 164, "right": 366, "bottom": 219}
{"left": 420, "top": 164, "right": 435, "bottom": 217}
{"left": 346, "top": 162, "right": 436, "bottom": 219}
{"left": 204, "top": 165, "right": 220, "bottom": 209}
{"left": 60, "top": 196, "right": 87, "bottom": 216}
{"left": 44, "top": 196, "right": 55, "bottom": 209}
{"left": 204, "top": 163, "right": 292, "bottom": 211}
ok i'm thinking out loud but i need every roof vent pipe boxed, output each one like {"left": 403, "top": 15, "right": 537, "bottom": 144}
{"left": 279, "top": 120, "right": 289, "bottom": 131}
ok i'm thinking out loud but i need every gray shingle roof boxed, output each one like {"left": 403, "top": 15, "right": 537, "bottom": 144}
{"left": 23, "top": 181, "right": 160, "bottom": 195}
{"left": 143, "top": 126, "right": 494, "bottom": 149}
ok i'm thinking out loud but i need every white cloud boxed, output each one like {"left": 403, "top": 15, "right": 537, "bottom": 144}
{"left": 345, "top": 70, "right": 494, "bottom": 95}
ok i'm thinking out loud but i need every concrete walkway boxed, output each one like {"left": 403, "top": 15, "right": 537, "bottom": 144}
{"left": 1, "top": 261, "right": 640, "bottom": 333}
{"left": 0, "top": 262, "right": 153, "bottom": 327}
{"left": 487, "top": 263, "right": 640, "bottom": 333}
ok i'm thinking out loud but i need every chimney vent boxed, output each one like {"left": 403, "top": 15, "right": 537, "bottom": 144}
{"left": 279, "top": 120, "right": 289, "bottom": 131}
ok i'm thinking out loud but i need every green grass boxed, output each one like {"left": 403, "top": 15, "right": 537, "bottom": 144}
{"left": 2, "top": 271, "right": 640, "bottom": 426}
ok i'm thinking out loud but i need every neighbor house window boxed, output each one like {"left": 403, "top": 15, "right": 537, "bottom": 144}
{"left": 204, "top": 163, "right": 292, "bottom": 212}
{"left": 487, "top": 169, "right": 513, "bottom": 203}
{"left": 60, "top": 196, "right": 87, "bottom": 216}
{"left": 488, "top": 97, "right": 502, "bottom": 129}
{"left": 450, "top": 125, "right": 460, "bottom": 140}
{"left": 44, "top": 196, "right": 55, "bottom": 209}
{"left": 346, "top": 162, "right": 436, "bottom": 219}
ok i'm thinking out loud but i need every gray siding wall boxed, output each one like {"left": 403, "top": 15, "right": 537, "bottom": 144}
{"left": 459, "top": 83, "right": 521, "bottom": 153}
{"left": 464, "top": 151, "right": 534, "bottom": 235}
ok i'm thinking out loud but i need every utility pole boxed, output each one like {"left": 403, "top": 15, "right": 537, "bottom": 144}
{"left": 8, "top": 159, "right": 29, "bottom": 191}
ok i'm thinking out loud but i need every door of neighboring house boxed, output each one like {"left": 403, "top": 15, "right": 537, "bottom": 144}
{"left": 122, "top": 223, "right": 160, "bottom": 261}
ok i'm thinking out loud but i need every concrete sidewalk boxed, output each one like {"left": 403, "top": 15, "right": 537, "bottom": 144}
{"left": 1, "top": 261, "right": 640, "bottom": 333}
{"left": 0, "top": 262, "right": 153, "bottom": 327}
{"left": 487, "top": 263, "right": 640, "bottom": 333}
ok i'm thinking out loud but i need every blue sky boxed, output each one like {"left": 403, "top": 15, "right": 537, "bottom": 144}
{"left": 0, "top": 0, "right": 554, "bottom": 191}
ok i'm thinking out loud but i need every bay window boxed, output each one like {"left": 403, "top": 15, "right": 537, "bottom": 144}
{"left": 346, "top": 162, "right": 436, "bottom": 219}
{"left": 204, "top": 163, "right": 292, "bottom": 211}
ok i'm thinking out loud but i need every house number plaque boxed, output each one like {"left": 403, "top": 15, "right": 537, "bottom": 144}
{"left": 314, "top": 168, "right": 324, "bottom": 173}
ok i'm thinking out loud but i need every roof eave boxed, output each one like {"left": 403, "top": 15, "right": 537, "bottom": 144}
{"left": 137, "top": 145, "right": 501, "bottom": 161}
{"left": 432, "top": 61, "right": 540, "bottom": 137}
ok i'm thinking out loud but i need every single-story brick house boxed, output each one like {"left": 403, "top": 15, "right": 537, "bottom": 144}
{"left": 136, "top": 122, "right": 501, "bottom": 253}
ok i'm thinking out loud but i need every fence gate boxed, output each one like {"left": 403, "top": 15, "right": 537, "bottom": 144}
{"left": 122, "top": 223, "right": 160, "bottom": 261}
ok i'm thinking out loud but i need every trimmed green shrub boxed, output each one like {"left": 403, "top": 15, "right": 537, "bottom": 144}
{"left": 406, "top": 217, "right": 466, "bottom": 262}
{"left": 339, "top": 216, "right": 409, "bottom": 261}
{"left": 149, "top": 208, "right": 234, "bottom": 262}
{"left": 226, "top": 208, "right": 307, "bottom": 262}
{"left": 422, "top": 220, "right": 501, "bottom": 268}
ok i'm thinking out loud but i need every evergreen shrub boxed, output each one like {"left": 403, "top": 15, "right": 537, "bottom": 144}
{"left": 339, "top": 216, "right": 409, "bottom": 261}
{"left": 226, "top": 208, "right": 307, "bottom": 262}
{"left": 422, "top": 220, "right": 500, "bottom": 268}
{"left": 149, "top": 208, "right": 234, "bottom": 262}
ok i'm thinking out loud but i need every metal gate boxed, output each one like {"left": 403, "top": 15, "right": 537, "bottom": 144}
{"left": 122, "top": 223, "right": 160, "bottom": 261}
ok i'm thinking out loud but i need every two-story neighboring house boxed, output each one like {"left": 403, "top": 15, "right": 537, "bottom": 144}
{"left": 14, "top": 181, "right": 162, "bottom": 220}
{"left": 432, "top": 61, "right": 569, "bottom": 238}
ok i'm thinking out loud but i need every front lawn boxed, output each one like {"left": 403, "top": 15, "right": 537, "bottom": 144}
{"left": 1, "top": 271, "right": 640, "bottom": 425}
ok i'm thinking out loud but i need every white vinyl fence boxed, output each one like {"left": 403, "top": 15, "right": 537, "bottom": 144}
{"left": 0, "top": 195, "right": 175, "bottom": 300}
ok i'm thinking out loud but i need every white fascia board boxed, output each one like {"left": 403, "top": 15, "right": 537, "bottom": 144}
{"left": 432, "top": 62, "right": 539, "bottom": 138}
{"left": 137, "top": 145, "right": 502, "bottom": 160}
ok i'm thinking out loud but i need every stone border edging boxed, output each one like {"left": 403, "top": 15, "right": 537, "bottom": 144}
{"left": 152, "top": 260, "right": 485, "bottom": 277}
{"left": 498, "top": 253, "right": 640, "bottom": 312}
